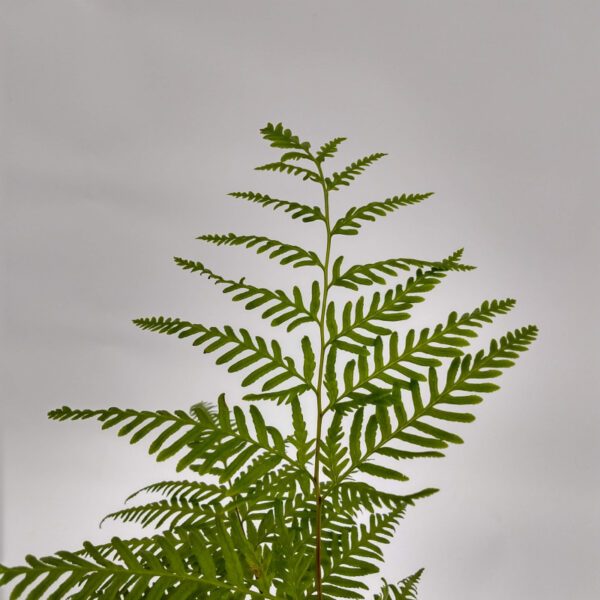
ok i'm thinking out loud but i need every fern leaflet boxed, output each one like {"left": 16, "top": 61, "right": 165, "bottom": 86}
{"left": 331, "top": 194, "right": 433, "bottom": 236}
{"left": 174, "top": 257, "right": 320, "bottom": 331}
{"left": 198, "top": 232, "right": 323, "bottom": 269}
{"left": 229, "top": 191, "right": 325, "bottom": 223}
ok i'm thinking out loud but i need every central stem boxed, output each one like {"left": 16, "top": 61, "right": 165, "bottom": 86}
{"left": 312, "top": 158, "right": 331, "bottom": 600}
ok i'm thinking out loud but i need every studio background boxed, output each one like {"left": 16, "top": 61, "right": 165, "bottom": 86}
{"left": 2, "top": 2, "right": 599, "bottom": 599}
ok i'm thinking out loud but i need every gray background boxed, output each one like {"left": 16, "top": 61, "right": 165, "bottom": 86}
{"left": 2, "top": 1, "right": 599, "bottom": 599}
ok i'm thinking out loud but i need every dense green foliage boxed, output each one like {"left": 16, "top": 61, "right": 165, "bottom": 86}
{"left": 0, "top": 123, "right": 537, "bottom": 599}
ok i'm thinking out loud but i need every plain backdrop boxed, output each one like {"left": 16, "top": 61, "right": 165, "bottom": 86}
{"left": 2, "top": 2, "right": 599, "bottom": 599}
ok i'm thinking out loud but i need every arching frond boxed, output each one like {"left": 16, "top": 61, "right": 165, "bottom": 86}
{"left": 0, "top": 530, "right": 275, "bottom": 600}
{"left": 242, "top": 383, "right": 312, "bottom": 405}
{"left": 255, "top": 161, "right": 320, "bottom": 183}
{"left": 126, "top": 479, "right": 224, "bottom": 504}
{"left": 197, "top": 232, "right": 323, "bottom": 269}
{"left": 132, "top": 317, "right": 308, "bottom": 391}
{"left": 331, "top": 194, "right": 432, "bottom": 236}
{"left": 325, "top": 153, "right": 388, "bottom": 191}
{"left": 327, "top": 269, "right": 447, "bottom": 353}
{"left": 329, "top": 483, "right": 439, "bottom": 515}
{"left": 228, "top": 191, "right": 325, "bottom": 223}
{"left": 102, "top": 497, "right": 222, "bottom": 530}
{"left": 333, "top": 298, "right": 518, "bottom": 411}
{"left": 48, "top": 396, "right": 309, "bottom": 480}
{"left": 331, "top": 248, "right": 475, "bottom": 290}
{"left": 329, "top": 325, "right": 538, "bottom": 491}
{"left": 174, "top": 257, "right": 320, "bottom": 331}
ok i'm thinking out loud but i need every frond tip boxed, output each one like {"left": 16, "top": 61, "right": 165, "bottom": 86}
{"left": 260, "top": 122, "right": 310, "bottom": 151}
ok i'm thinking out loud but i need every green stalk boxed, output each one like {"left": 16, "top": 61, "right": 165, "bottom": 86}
{"left": 311, "top": 154, "right": 332, "bottom": 600}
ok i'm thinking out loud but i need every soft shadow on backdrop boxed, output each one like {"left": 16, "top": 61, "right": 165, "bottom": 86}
{"left": 2, "top": 2, "right": 599, "bottom": 599}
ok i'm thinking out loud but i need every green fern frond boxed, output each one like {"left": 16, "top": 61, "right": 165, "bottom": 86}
{"left": 324, "top": 504, "right": 407, "bottom": 598}
{"left": 174, "top": 257, "right": 320, "bottom": 331}
{"left": 49, "top": 398, "right": 308, "bottom": 479}
{"left": 101, "top": 497, "right": 222, "bottom": 530}
{"left": 331, "top": 248, "right": 475, "bottom": 290}
{"left": 375, "top": 568, "right": 424, "bottom": 600}
{"left": 107, "top": 469, "right": 300, "bottom": 534}
{"left": 330, "top": 325, "right": 538, "bottom": 492}
{"left": 331, "top": 194, "right": 433, "bottom": 236}
{"left": 242, "top": 383, "right": 312, "bottom": 405}
{"left": 48, "top": 405, "right": 204, "bottom": 471}
{"left": 316, "top": 137, "right": 347, "bottom": 163}
{"left": 320, "top": 412, "right": 349, "bottom": 486}
{"left": 333, "top": 298, "right": 518, "bottom": 411}
{"left": 197, "top": 232, "right": 323, "bottom": 269}
{"left": 255, "top": 161, "right": 321, "bottom": 182}
{"left": 289, "top": 394, "right": 315, "bottom": 466}
{"left": 330, "top": 482, "right": 439, "bottom": 515}
{"left": 327, "top": 269, "right": 447, "bottom": 352}
{"left": 228, "top": 191, "right": 325, "bottom": 223}
{"left": 0, "top": 532, "right": 275, "bottom": 600}
{"left": 126, "top": 479, "right": 224, "bottom": 504}
{"left": 132, "top": 317, "right": 308, "bottom": 391}
{"left": 325, "top": 153, "right": 387, "bottom": 191}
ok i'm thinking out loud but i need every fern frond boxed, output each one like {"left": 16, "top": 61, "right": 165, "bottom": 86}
{"left": 49, "top": 397, "right": 308, "bottom": 480}
{"left": 197, "top": 232, "right": 323, "bottom": 269}
{"left": 126, "top": 479, "right": 224, "bottom": 504}
{"left": 289, "top": 395, "right": 315, "bottom": 467}
{"left": 320, "top": 412, "right": 349, "bottom": 486}
{"left": 48, "top": 405, "right": 204, "bottom": 471}
{"left": 324, "top": 505, "right": 407, "bottom": 598}
{"left": 242, "top": 383, "right": 312, "bottom": 405}
{"left": 228, "top": 465, "right": 301, "bottom": 517}
{"left": 108, "top": 469, "right": 300, "bottom": 534}
{"left": 101, "top": 497, "right": 222, "bottom": 530}
{"left": 328, "top": 269, "right": 447, "bottom": 352}
{"left": 228, "top": 191, "right": 325, "bottom": 223}
{"left": 174, "top": 257, "right": 320, "bottom": 331}
{"left": 132, "top": 317, "right": 308, "bottom": 391}
{"left": 329, "top": 325, "right": 538, "bottom": 492}
{"left": 331, "top": 248, "right": 475, "bottom": 290}
{"left": 325, "top": 153, "right": 387, "bottom": 191}
{"left": 333, "top": 298, "right": 518, "bottom": 411}
{"left": 0, "top": 532, "right": 275, "bottom": 600}
{"left": 330, "top": 482, "right": 439, "bottom": 515}
{"left": 375, "top": 568, "right": 424, "bottom": 600}
{"left": 331, "top": 194, "right": 433, "bottom": 236}
{"left": 316, "top": 137, "right": 347, "bottom": 163}
{"left": 255, "top": 161, "right": 320, "bottom": 182}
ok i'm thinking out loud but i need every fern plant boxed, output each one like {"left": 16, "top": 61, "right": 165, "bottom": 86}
{"left": 0, "top": 123, "right": 537, "bottom": 600}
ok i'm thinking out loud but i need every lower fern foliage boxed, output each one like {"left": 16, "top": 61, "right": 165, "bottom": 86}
{"left": 0, "top": 122, "right": 537, "bottom": 599}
